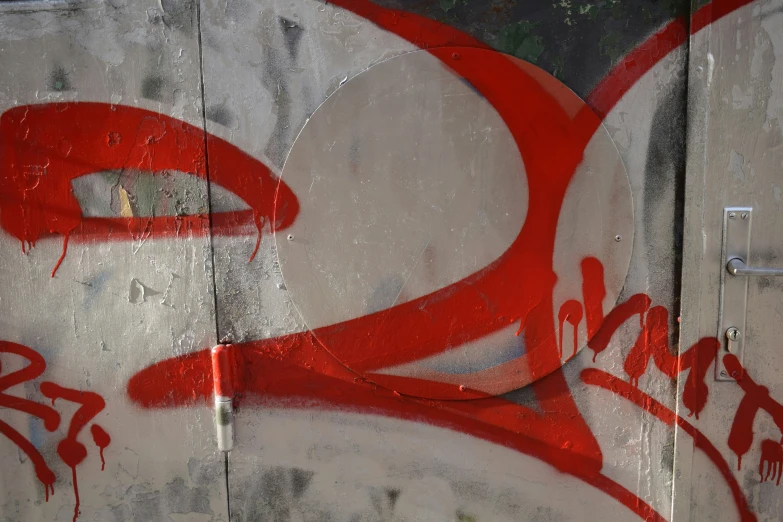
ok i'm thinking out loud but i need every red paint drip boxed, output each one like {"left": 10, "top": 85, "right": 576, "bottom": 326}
{"left": 580, "top": 258, "right": 653, "bottom": 360}
{"left": 586, "top": 292, "right": 653, "bottom": 360}
{"left": 249, "top": 227, "right": 262, "bottom": 263}
{"left": 557, "top": 300, "right": 582, "bottom": 360}
{"left": 51, "top": 231, "right": 70, "bottom": 277}
{"left": 725, "top": 354, "right": 783, "bottom": 476}
{"left": 57, "top": 438, "right": 86, "bottom": 522}
{"left": 70, "top": 465, "right": 80, "bottom": 522}
{"left": 90, "top": 424, "right": 111, "bottom": 471}
{"left": 759, "top": 439, "right": 783, "bottom": 485}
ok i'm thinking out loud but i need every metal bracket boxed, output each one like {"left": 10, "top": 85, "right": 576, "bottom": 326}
{"left": 716, "top": 207, "right": 752, "bottom": 381}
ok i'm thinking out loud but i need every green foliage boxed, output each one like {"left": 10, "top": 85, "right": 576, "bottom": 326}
{"left": 497, "top": 21, "right": 545, "bottom": 64}
{"left": 439, "top": 0, "right": 467, "bottom": 13}
{"left": 552, "top": 54, "right": 565, "bottom": 80}
{"left": 599, "top": 31, "right": 623, "bottom": 63}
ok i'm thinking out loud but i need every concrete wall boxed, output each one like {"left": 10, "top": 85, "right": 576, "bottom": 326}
{"left": 0, "top": 0, "right": 780, "bottom": 521}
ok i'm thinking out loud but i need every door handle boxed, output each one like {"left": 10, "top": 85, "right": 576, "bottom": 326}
{"left": 727, "top": 258, "right": 783, "bottom": 277}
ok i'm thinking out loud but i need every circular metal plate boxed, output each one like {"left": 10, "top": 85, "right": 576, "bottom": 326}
{"left": 275, "top": 48, "right": 633, "bottom": 399}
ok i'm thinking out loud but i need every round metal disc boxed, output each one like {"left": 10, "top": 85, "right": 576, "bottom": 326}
{"left": 275, "top": 48, "right": 633, "bottom": 399}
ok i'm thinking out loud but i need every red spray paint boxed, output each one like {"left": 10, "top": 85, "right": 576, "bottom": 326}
{"left": 90, "top": 425, "right": 111, "bottom": 471}
{"left": 623, "top": 306, "right": 718, "bottom": 418}
{"left": 39, "top": 382, "right": 109, "bottom": 522}
{"left": 582, "top": 369, "right": 757, "bottom": 522}
{"left": 587, "top": 0, "right": 757, "bottom": 119}
{"left": 0, "top": 0, "right": 758, "bottom": 517}
{"left": 759, "top": 439, "right": 783, "bottom": 485}
{"left": 0, "top": 341, "right": 111, "bottom": 518}
{"left": 264, "top": 36, "right": 604, "bottom": 402}
{"left": 558, "top": 299, "right": 583, "bottom": 360}
{"left": 0, "top": 342, "right": 60, "bottom": 493}
{"left": 125, "top": 2, "right": 773, "bottom": 521}
{"left": 0, "top": 420, "right": 57, "bottom": 500}
{"left": 724, "top": 354, "right": 783, "bottom": 474}
{"left": 0, "top": 103, "right": 300, "bottom": 275}
{"left": 575, "top": 259, "right": 719, "bottom": 418}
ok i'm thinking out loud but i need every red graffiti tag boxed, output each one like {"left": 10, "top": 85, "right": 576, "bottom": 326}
{"left": 0, "top": 341, "right": 110, "bottom": 520}
{"left": 0, "top": 0, "right": 762, "bottom": 518}
{"left": 0, "top": 103, "right": 300, "bottom": 275}
{"left": 124, "top": 1, "right": 774, "bottom": 521}
{"left": 128, "top": 22, "right": 654, "bottom": 522}
{"left": 129, "top": 333, "right": 665, "bottom": 521}
{"left": 39, "top": 382, "right": 110, "bottom": 522}
{"left": 724, "top": 354, "right": 783, "bottom": 473}
{"left": 759, "top": 439, "right": 783, "bottom": 486}
{"left": 572, "top": 258, "right": 720, "bottom": 418}
{"left": 581, "top": 369, "right": 756, "bottom": 522}
{"left": 0, "top": 341, "right": 59, "bottom": 498}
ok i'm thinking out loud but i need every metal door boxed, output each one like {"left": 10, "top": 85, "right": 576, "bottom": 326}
{"left": 679, "top": 1, "right": 783, "bottom": 520}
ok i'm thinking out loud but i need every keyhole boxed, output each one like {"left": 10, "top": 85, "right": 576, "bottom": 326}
{"left": 725, "top": 327, "right": 741, "bottom": 352}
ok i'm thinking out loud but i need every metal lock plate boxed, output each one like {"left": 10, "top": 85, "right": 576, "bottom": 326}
{"left": 716, "top": 207, "right": 751, "bottom": 381}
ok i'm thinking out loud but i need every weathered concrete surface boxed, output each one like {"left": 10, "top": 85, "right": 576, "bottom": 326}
{"left": 0, "top": 1, "right": 226, "bottom": 521}
{"left": 0, "top": 0, "right": 782, "bottom": 521}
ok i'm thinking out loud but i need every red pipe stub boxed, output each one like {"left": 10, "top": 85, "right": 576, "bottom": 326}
{"left": 211, "top": 344, "right": 234, "bottom": 400}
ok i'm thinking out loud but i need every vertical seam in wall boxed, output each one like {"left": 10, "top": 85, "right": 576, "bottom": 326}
{"left": 195, "top": 0, "right": 220, "bottom": 337}
{"left": 224, "top": 451, "right": 231, "bottom": 521}
{"left": 195, "top": 0, "right": 232, "bottom": 519}
{"left": 673, "top": 1, "right": 712, "bottom": 520}
{"left": 671, "top": 10, "right": 691, "bottom": 506}
{"left": 672, "top": 5, "right": 693, "bottom": 518}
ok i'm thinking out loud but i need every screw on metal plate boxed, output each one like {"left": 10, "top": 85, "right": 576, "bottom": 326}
{"left": 614, "top": 234, "right": 622, "bottom": 242}
{"left": 726, "top": 327, "right": 741, "bottom": 352}
{"left": 287, "top": 234, "right": 294, "bottom": 241}
{"left": 741, "top": 212, "right": 748, "bottom": 219}
{"left": 729, "top": 212, "right": 736, "bottom": 219}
